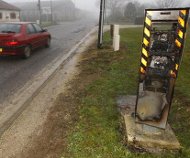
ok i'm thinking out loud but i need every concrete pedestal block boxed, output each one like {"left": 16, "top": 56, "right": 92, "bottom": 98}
{"left": 117, "top": 95, "right": 181, "bottom": 153}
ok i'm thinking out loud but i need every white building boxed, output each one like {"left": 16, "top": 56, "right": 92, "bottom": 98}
{"left": 0, "top": 0, "right": 20, "bottom": 22}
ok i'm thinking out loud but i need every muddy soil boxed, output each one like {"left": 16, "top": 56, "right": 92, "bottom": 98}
{"left": 18, "top": 46, "right": 99, "bottom": 158}
{"left": 19, "top": 92, "right": 79, "bottom": 158}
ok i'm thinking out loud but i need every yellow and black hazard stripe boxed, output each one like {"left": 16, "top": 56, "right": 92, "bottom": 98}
{"left": 175, "top": 10, "right": 189, "bottom": 49}
{"left": 175, "top": 10, "right": 188, "bottom": 49}
{"left": 173, "top": 9, "right": 189, "bottom": 77}
{"left": 140, "top": 13, "right": 152, "bottom": 74}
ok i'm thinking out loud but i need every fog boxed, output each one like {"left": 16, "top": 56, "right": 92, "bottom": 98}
{"left": 5, "top": 0, "right": 190, "bottom": 12}
{"left": 5, "top": 0, "right": 98, "bottom": 12}
{"left": 4, "top": 0, "right": 99, "bottom": 19}
{"left": 74, "top": 0, "right": 98, "bottom": 12}
{"left": 4, "top": 0, "right": 190, "bottom": 17}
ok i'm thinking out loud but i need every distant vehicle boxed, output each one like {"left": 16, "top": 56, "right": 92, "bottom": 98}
{"left": 0, "top": 22, "right": 51, "bottom": 59}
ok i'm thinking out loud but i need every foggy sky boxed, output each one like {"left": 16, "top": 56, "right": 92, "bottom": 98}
{"left": 74, "top": 0, "right": 98, "bottom": 11}
{"left": 4, "top": 0, "right": 190, "bottom": 12}
{"left": 4, "top": 0, "right": 98, "bottom": 12}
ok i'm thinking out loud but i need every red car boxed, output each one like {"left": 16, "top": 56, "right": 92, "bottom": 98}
{"left": 0, "top": 22, "right": 51, "bottom": 58}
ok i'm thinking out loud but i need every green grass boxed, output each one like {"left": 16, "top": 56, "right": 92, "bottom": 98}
{"left": 41, "top": 21, "right": 53, "bottom": 27}
{"left": 63, "top": 28, "right": 190, "bottom": 158}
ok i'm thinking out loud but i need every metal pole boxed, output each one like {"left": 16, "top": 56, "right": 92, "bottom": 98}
{"left": 38, "top": 0, "right": 41, "bottom": 25}
{"left": 50, "top": 0, "right": 53, "bottom": 24}
{"left": 97, "top": 0, "right": 105, "bottom": 48}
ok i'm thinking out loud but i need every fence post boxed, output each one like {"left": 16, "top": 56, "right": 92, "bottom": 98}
{"left": 113, "top": 25, "right": 120, "bottom": 51}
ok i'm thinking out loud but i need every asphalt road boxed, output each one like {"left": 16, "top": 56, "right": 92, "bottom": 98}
{"left": 0, "top": 18, "right": 97, "bottom": 105}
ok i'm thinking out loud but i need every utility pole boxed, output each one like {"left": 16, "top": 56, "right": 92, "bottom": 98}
{"left": 97, "top": 0, "right": 105, "bottom": 48}
{"left": 38, "top": 0, "right": 42, "bottom": 25}
{"left": 50, "top": 0, "right": 53, "bottom": 24}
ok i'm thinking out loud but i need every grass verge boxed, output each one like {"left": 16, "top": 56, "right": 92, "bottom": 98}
{"left": 62, "top": 27, "right": 190, "bottom": 158}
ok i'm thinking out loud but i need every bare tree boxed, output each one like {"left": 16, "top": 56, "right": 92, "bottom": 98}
{"left": 96, "top": 0, "right": 124, "bottom": 22}
{"left": 105, "top": 0, "right": 130, "bottom": 21}
{"left": 124, "top": 2, "right": 137, "bottom": 22}
{"left": 155, "top": 0, "right": 180, "bottom": 8}
{"left": 97, "top": 0, "right": 128, "bottom": 14}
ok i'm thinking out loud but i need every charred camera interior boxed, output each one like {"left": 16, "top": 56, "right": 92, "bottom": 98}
{"left": 145, "top": 24, "right": 177, "bottom": 93}
{"left": 135, "top": 9, "right": 189, "bottom": 129}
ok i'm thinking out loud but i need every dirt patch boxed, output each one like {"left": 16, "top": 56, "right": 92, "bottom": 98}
{"left": 16, "top": 45, "right": 99, "bottom": 158}
{"left": 20, "top": 93, "right": 79, "bottom": 158}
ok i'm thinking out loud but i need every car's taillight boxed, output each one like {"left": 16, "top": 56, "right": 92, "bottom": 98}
{"left": 5, "top": 40, "right": 19, "bottom": 46}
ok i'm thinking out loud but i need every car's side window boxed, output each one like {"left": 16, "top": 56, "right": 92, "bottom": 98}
{"left": 27, "top": 24, "right": 36, "bottom": 34}
{"left": 32, "top": 24, "right": 43, "bottom": 33}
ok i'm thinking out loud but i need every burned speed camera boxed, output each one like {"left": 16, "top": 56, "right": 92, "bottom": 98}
{"left": 135, "top": 8, "right": 189, "bottom": 129}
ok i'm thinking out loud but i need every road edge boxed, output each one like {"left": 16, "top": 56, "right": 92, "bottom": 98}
{"left": 0, "top": 27, "right": 98, "bottom": 136}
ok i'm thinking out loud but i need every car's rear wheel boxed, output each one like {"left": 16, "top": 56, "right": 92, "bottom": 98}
{"left": 45, "top": 38, "right": 51, "bottom": 48}
{"left": 23, "top": 46, "right": 31, "bottom": 59}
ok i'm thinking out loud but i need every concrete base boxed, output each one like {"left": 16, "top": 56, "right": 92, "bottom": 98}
{"left": 117, "top": 95, "right": 181, "bottom": 152}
